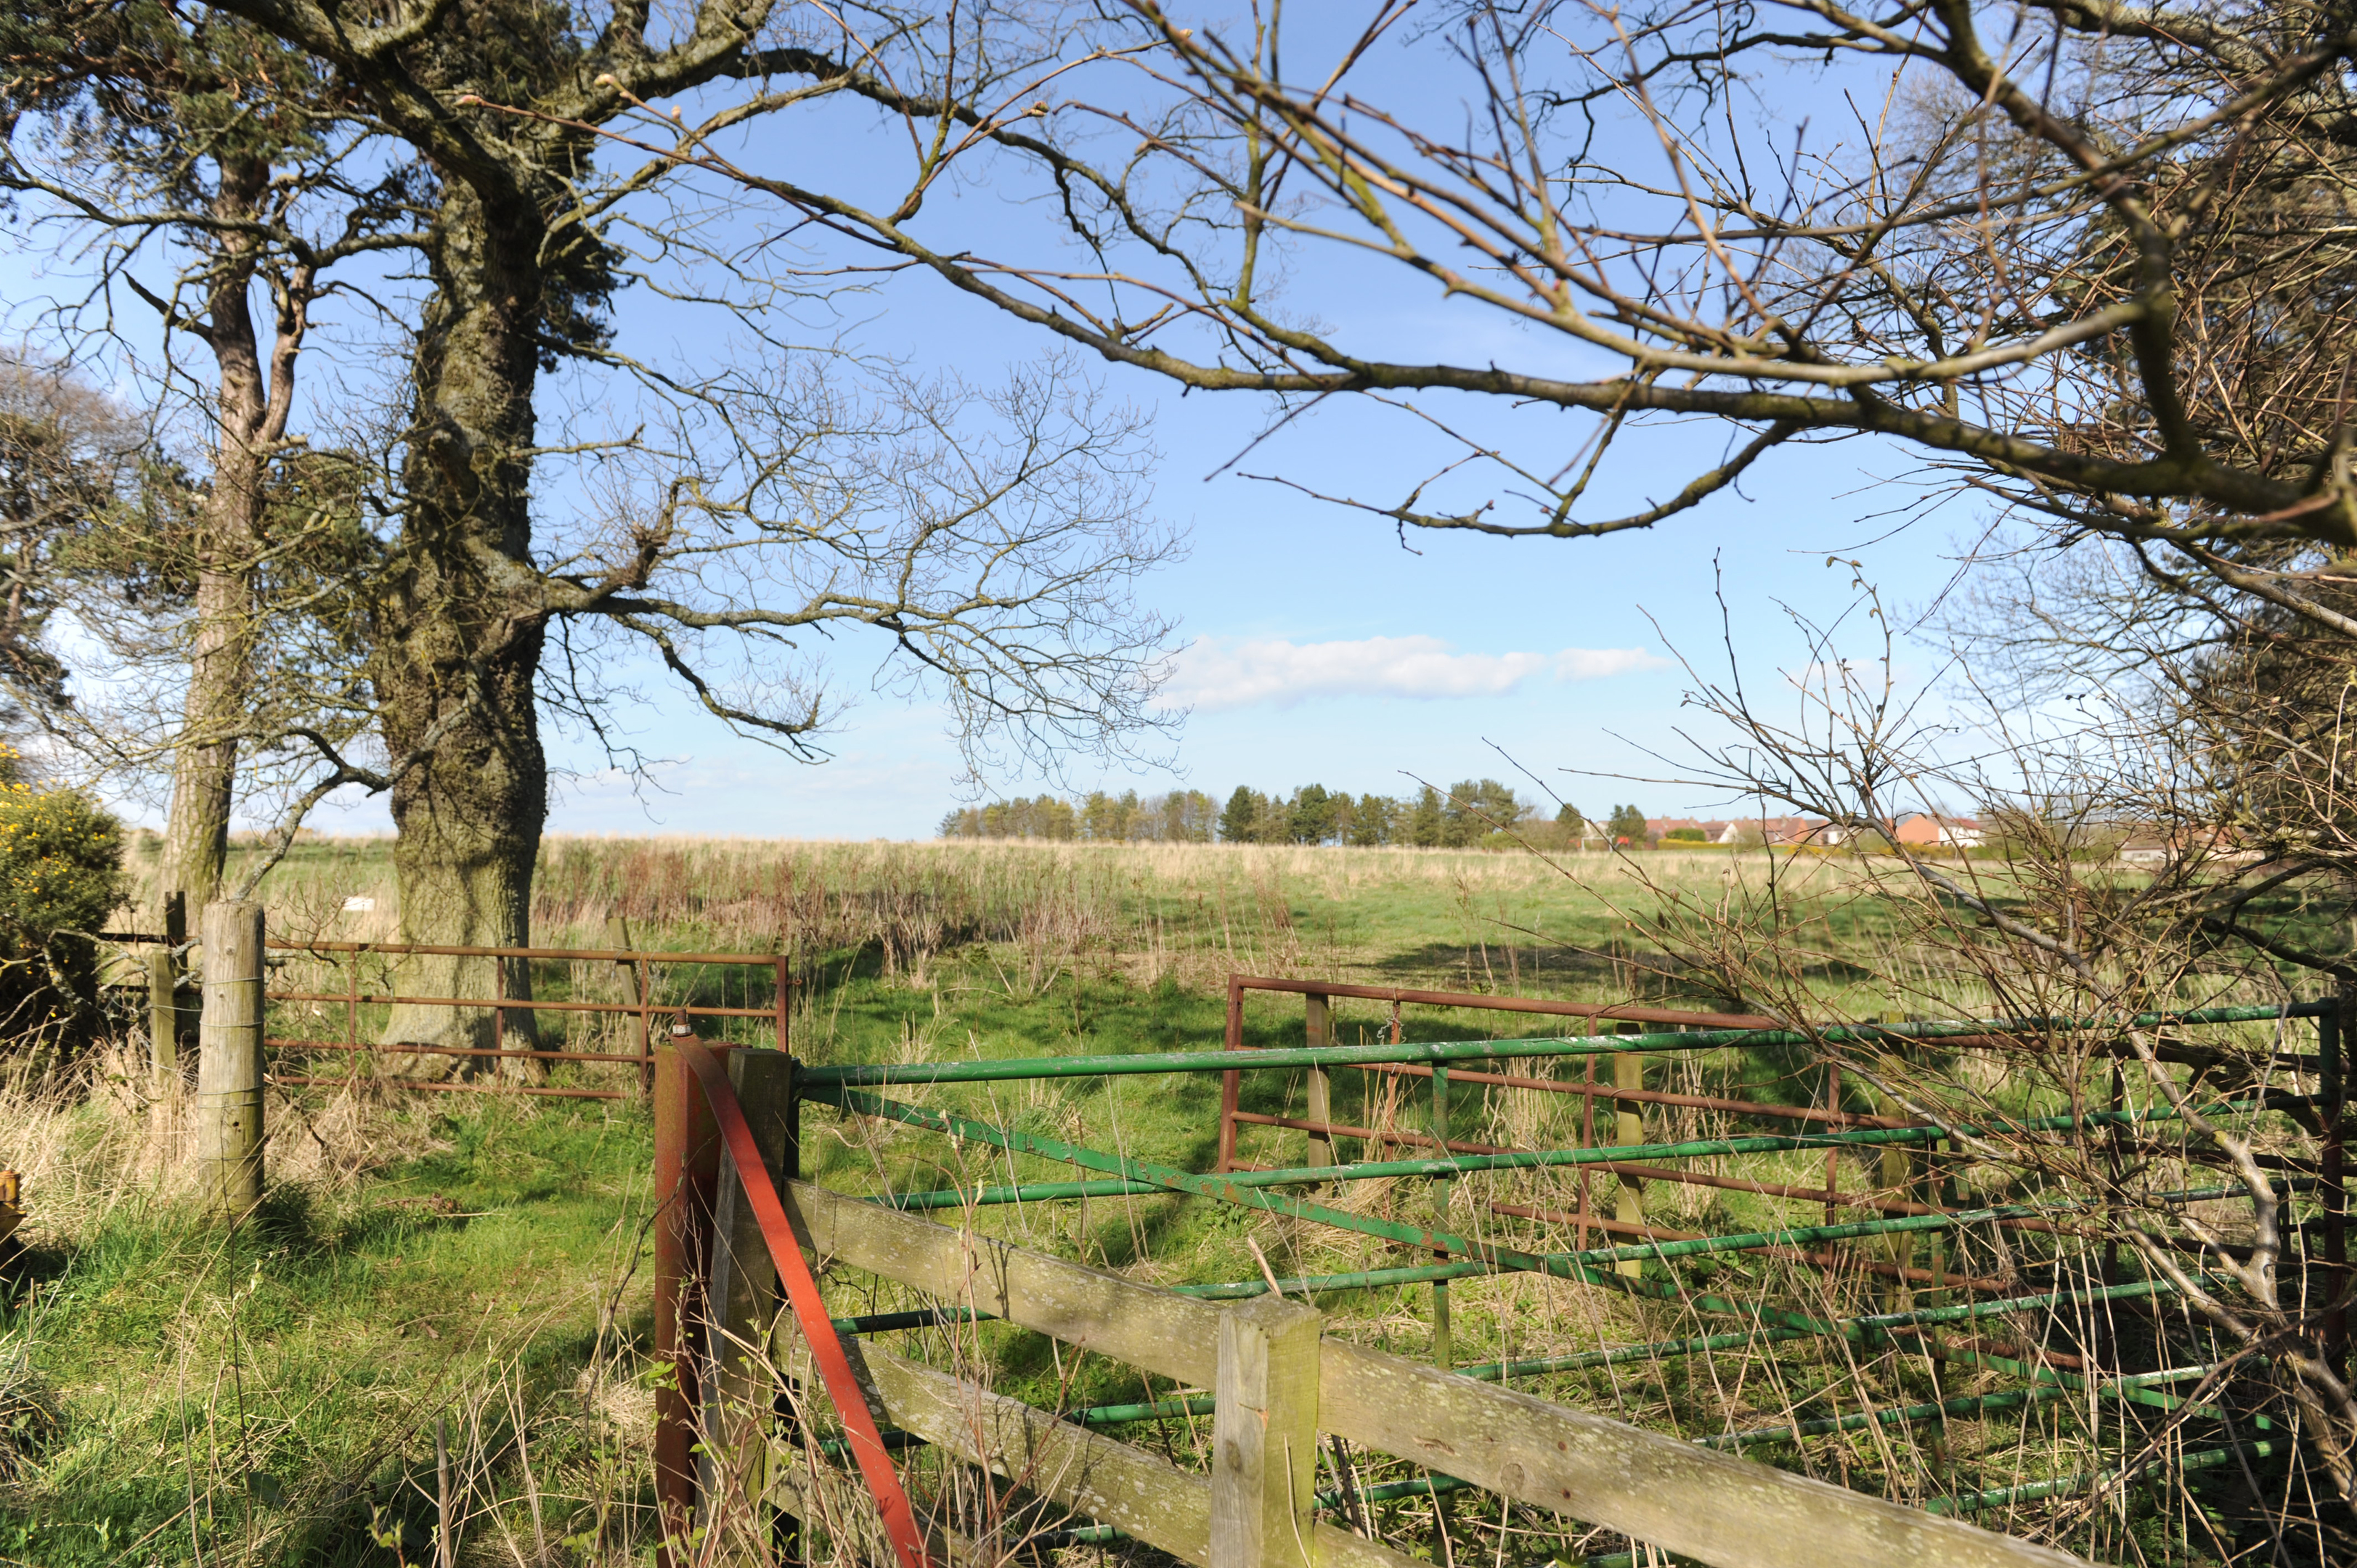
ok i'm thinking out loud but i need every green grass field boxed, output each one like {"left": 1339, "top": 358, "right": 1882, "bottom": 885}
{"left": 0, "top": 836, "right": 2320, "bottom": 1564}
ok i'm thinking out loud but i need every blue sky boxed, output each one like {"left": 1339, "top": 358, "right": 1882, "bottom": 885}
{"left": 489, "top": 380, "right": 1965, "bottom": 838}
{"left": 497, "top": 21, "right": 1979, "bottom": 840}
{"left": 4, "top": 12, "right": 1985, "bottom": 840}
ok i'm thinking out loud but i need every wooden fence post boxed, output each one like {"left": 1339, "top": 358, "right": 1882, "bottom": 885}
{"left": 1304, "top": 992, "right": 1334, "bottom": 1174}
{"left": 1822, "top": 1058, "right": 1843, "bottom": 1239}
{"left": 194, "top": 899, "right": 264, "bottom": 1217}
{"left": 1613, "top": 1024, "right": 1644, "bottom": 1276}
{"left": 147, "top": 944, "right": 179, "bottom": 1098}
{"left": 699, "top": 1049, "right": 796, "bottom": 1561}
{"left": 1211, "top": 1294, "right": 1322, "bottom": 1568}
{"left": 608, "top": 915, "right": 652, "bottom": 1096}
{"left": 652, "top": 1038, "right": 725, "bottom": 1563}
{"left": 1218, "top": 974, "right": 1245, "bottom": 1172}
{"left": 150, "top": 891, "right": 190, "bottom": 1098}
{"left": 1876, "top": 1020, "right": 1914, "bottom": 1311}
{"left": 1922, "top": 1136, "right": 1948, "bottom": 1303}
{"left": 166, "top": 889, "right": 190, "bottom": 1048}
{"left": 1430, "top": 1065, "right": 1452, "bottom": 1367}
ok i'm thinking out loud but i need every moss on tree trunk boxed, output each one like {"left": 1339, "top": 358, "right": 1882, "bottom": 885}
{"left": 375, "top": 180, "right": 547, "bottom": 1063}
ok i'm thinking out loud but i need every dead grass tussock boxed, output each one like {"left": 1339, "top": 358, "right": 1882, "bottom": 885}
{"left": 0, "top": 1045, "right": 457, "bottom": 1234}
{"left": 0, "top": 1040, "right": 673, "bottom": 1564}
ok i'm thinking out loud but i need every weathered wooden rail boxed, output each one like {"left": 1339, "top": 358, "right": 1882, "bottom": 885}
{"left": 770, "top": 1175, "right": 2091, "bottom": 1568}
{"left": 664, "top": 1042, "right": 2092, "bottom": 1568}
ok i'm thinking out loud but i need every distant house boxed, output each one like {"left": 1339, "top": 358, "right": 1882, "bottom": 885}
{"left": 1648, "top": 817, "right": 1733, "bottom": 844}
{"left": 2114, "top": 825, "right": 2248, "bottom": 865}
{"left": 1709, "top": 817, "right": 1833, "bottom": 846}
{"left": 1894, "top": 812, "right": 1984, "bottom": 849}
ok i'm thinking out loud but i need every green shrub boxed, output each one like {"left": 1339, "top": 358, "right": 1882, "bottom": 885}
{"left": 0, "top": 781, "right": 126, "bottom": 1053}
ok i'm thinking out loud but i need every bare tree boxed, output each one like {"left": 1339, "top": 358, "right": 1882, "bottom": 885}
{"left": 371, "top": 349, "right": 1178, "bottom": 1045}
{"left": 1521, "top": 561, "right": 2349, "bottom": 1536}
{"left": 584, "top": 4, "right": 2357, "bottom": 599}
{"left": 9, "top": 1, "right": 1184, "bottom": 1053}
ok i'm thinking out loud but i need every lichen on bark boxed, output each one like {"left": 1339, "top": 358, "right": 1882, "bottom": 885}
{"left": 373, "top": 176, "right": 558, "bottom": 1055}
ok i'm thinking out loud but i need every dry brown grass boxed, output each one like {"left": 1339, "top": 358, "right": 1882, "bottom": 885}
{"left": 0, "top": 1032, "right": 682, "bottom": 1564}
{"left": 216, "top": 835, "right": 1922, "bottom": 1014}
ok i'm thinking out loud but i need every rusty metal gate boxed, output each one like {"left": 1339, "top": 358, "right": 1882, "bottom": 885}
{"left": 261, "top": 939, "right": 792, "bottom": 1100}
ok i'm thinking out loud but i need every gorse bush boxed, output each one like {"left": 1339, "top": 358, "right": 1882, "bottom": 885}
{"left": 0, "top": 774, "right": 125, "bottom": 1053}
{"left": 0, "top": 785, "right": 125, "bottom": 934}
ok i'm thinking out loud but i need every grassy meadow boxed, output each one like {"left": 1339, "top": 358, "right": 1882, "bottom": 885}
{"left": 0, "top": 836, "right": 2318, "bottom": 1565}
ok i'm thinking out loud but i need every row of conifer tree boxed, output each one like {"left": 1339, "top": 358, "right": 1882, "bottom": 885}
{"left": 940, "top": 780, "right": 1619, "bottom": 847}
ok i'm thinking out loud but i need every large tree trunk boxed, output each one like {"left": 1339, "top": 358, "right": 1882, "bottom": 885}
{"left": 158, "top": 577, "right": 245, "bottom": 911}
{"left": 158, "top": 158, "right": 282, "bottom": 916}
{"left": 375, "top": 179, "right": 547, "bottom": 1060}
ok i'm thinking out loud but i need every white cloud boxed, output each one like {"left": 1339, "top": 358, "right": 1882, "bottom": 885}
{"left": 1555, "top": 647, "right": 1674, "bottom": 681}
{"left": 1160, "top": 635, "right": 1670, "bottom": 712}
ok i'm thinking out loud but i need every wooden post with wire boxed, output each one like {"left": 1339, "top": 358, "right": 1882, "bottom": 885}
{"left": 194, "top": 899, "right": 264, "bottom": 1217}
{"left": 608, "top": 915, "right": 654, "bottom": 1095}
{"left": 147, "top": 944, "right": 179, "bottom": 1098}
{"left": 1304, "top": 990, "right": 1335, "bottom": 1174}
{"left": 772, "top": 954, "right": 791, "bottom": 1055}
{"left": 1876, "top": 1019, "right": 1916, "bottom": 1310}
{"left": 1218, "top": 973, "right": 1246, "bottom": 1172}
{"left": 1613, "top": 1023, "right": 1645, "bottom": 1275}
{"left": 1578, "top": 1053, "right": 1596, "bottom": 1251}
{"left": 1823, "top": 1058, "right": 1843, "bottom": 1233}
{"left": 166, "top": 890, "right": 190, "bottom": 1047}
{"left": 148, "top": 891, "right": 188, "bottom": 1098}
{"left": 1430, "top": 1063, "right": 1452, "bottom": 1366}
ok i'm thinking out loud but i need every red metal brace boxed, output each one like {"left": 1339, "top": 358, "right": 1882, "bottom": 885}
{"left": 676, "top": 1040, "right": 933, "bottom": 1568}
